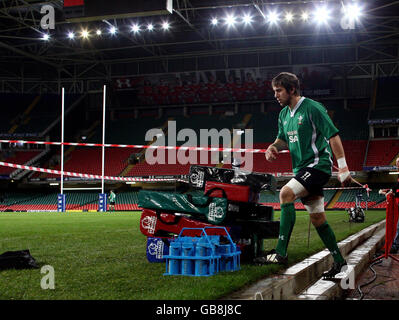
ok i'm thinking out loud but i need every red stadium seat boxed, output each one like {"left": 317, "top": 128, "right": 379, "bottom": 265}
{"left": 365, "top": 139, "right": 399, "bottom": 167}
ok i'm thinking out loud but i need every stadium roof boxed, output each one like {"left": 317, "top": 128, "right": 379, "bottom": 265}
{"left": 0, "top": 0, "right": 398, "bottom": 86}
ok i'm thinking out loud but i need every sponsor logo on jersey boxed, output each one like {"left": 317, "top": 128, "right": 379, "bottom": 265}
{"left": 287, "top": 130, "right": 298, "bottom": 143}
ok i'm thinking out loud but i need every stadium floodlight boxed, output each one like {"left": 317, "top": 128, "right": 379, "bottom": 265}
{"left": 267, "top": 11, "right": 279, "bottom": 24}
{"left": 42, "top": 33, "right": 50, "bottom": 41}
{"left": 343, "top": 3, "right": 362, "bottom": 21}
{"left": 313, "top": 6, "right": 330, "bottom": 24}
{"left": 285, "top": 12, "right": 294, "bottom": 23}
{"left": 242, "top": 13, "right": 253, "bottom": 25}
{"left": 131, "top": 24, "right": 140, "bottom": 33}
{"left": 211, "top": 18, "right": 218, "bottom": 26}
{"left": 81, "top": 30, "right": 89, "bottom": 39}
{"left": 96, "top": 29, "right": 102, "bottom": 36}
{"left": 301, "top": 11, "right": 309, "bottom": 21}
{"left": 109, "top": 26, "right": 117, "bottom": 35}
{"left": 147, "top": 23, "right": 154, "bottom": 31}
{"left": 224, "top": 14, "right": 236, "bottom": 27}
{"left": 162, "top": 21, "right": 170, "bottom": 30}
{"left": 67, "top": 32, "right": 75, "bottom": 39}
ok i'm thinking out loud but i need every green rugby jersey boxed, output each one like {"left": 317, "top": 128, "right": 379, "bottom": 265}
{"left": 276, "top": 97, "right": 339, "bottom": 175}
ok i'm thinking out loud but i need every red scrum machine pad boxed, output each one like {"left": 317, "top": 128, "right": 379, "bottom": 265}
{"left": 204, "top": 181, "right": 259, "bottom": 203}
{"left": 140, "top": 209, "right": 216, "bottom": 237}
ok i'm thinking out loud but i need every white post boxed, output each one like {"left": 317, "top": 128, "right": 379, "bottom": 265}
{"left": 101, "top": 85, "right": 106, "bottom": 194}
{"left": 61, "top": 87, "right": 65, "bottom": 195}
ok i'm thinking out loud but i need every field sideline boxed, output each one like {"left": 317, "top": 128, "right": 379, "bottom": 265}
{"left": 0, "top": 210, "right": 385, "bottom": 300}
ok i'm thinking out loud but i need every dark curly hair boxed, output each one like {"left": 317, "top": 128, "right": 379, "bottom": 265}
{"left": 272, "top": 72, "right": 300, "bottom": 96}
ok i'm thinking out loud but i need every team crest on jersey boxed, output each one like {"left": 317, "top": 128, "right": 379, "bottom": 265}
{"left": 298, "top": 115, "right": 303, "bottom": 125}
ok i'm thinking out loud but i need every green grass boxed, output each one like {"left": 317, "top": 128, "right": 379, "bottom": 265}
{"left": 0, "top": 210, "right": 385, "bottom": 300}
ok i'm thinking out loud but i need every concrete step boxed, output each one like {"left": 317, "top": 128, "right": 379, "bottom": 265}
{"left": 296, "top": 227, "right": 386, "bottom": 300}
{"left": 225, "top": 220, "right": 385, "bottom": 300}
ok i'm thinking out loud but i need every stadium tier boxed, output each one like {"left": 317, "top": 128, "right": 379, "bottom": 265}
{"left": 1, "top": 189, "right": 378, "bottom": 212}
{"left": 12, "top": 94, "right": 58, "bottom": 135}
{"left": 332, "top": 140, "right": 368, "bottom": 172}
{"left": 333, "top": 189, "right": 361, "bottom": 209}
{"left": 248, "top": 110, "right": 280, "bottom": 143}
{"left": 375, "top": 76, "right": 399, "bottom": 109}
{"left": 259, "top": 189, "right": 337, "bottom": 210}
{"left": 251, "top": 143, "right": 293, "bottom": 173}
{"left": 0, "top": 94, "right": 39, "bottom": 133}
{"left": 365, "top": 139, "right": 399, "bottom": 167}
{"left": 173, "top": 114, "right": 246, "bottom": 141}
{"left": 367, "top": 190, "right": 388, "bottom": 208}
{"left": 332, "top": 189, "right": 385, "bottom": 209}
{"left": 0, "top": 192, "right": 57, "bottom": 211}
{"left": 370, "top": 108, "right": 399, "bottom": 120}
{"left": 331, "top": 109, "right": 369, "bottom": 141}
{"left": 0, "top": 191, "right": 140, "bottom": 211}
{"left": 0, "top": 150, "right": 42, "bottom": 175}
{"left": 126, "top": 150, "right": 217, "bottom": 176}
{"left": 88, "top": 113, "right": 251, "bottom": 146}
{"left": 89, "top": 117, "right": 168, "bottom": 145}
{"left": 0, "top": 93, "right": 82, "bottom": 135}
{"left": 42, "top": 148, "right": 134, "bottom": 178}
{"left": 135, "top": 77, "right": 272, "bottom": 106}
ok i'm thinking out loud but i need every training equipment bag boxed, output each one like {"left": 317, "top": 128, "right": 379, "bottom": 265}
{"left": 0, "top": 249, "right": 39, "bottom": 270}
{"left": 204, "top": 181, "right": 259, "bottom": 203}
{"left": 140, "top": 209, "right": 215, "bottom": 237}
{"left": 188, "top": 165, "right": 277, "bottom": 193}
{"left": 138, "top": 190, "right": 228, "bottom": 224}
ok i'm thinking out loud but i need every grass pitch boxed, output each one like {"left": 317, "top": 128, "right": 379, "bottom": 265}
{"left": 0, "top": 210, "right": 385, "bottom": 300}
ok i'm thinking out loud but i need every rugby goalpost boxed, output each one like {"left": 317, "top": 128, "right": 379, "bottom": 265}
{"left": 58, "top": 85, "right": 108, "bottom": 212}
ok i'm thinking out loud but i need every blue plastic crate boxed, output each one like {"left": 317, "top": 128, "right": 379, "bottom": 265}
{"left": 163, "top": 226, "right": 240, "bottom": 276}
{"left": 217, "top": 242, "right": 241, "bottom": 273}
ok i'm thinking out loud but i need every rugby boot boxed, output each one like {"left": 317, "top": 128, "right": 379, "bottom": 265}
{"left": 322, "top": 260, "right": 348, "bottom": 281}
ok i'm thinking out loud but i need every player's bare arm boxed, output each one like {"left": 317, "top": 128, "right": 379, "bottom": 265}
{"left": 329, "top": 134, "right": 351, "bottom": 186}
{"left": 266, "top": 138, "right": 288, "bottom": 161}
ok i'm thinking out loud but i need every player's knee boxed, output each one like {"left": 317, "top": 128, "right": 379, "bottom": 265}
{"left": 310, "top": 213, "right": 326, "bottom": 227}
{"left": 281, "top": 178, "right": 307, "bottom": 203}
{"left": 279, "top": 185, "right": 296, "bottom": 203}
